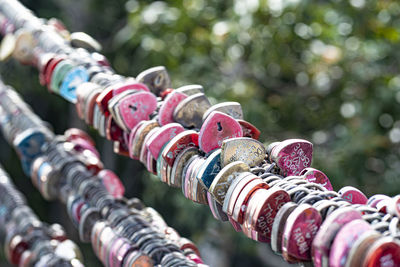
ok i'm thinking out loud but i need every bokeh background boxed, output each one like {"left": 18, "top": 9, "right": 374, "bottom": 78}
{"left": 1, "top": 0, "right": 400, "bottom": 266}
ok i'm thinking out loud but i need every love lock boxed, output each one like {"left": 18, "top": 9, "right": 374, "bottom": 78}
{"left": 128, "top": 120, "right": 159, "bottom": 160}
{"left": 13, "top": 29, "right": 35, "bottom": 64}
{"left": 175, "top": 84, "right": 204, "bottom": 95}
{"left": 202, "top": 102, "right": 243, "bottom": 121}
{"left": 70, "top": 32, "right": 102, "bottom": 52}
{"left": 146, "top": 123, "right": 185, "bottom": 160}
{"left": 161, "top": 130, "right": 199, "bottom": 167}
{"left": 237, "top": 119, "right": 261, "bottom": 140}
{"left": 299, "top": 167, "right": 333, "bottom": 191}
{"left": 198, "top": 111, "right": 243, "bottom": 153}
{"left": 97, "top": 81, "right": 149, "bottom": 116}
{"left": 0, "top": 33, "right": 16, "bottom": 62}
{"left": 98, "top": 169, "right": 125, "bottom": 199}
{"left": 282, "top": 204, "right": 322, "bottom": 261}
{"left": 158, "top": 90, "right": 187, "bottom": 126}
{"left": 50, "top": 59, "right": 73, "bottom": 93}
{"left": 60, "top": 66, "right": 89, "bottom": 103}
{"left": 220, "top": 137, "right": 265, "bottom": 168}
{"left": 173, "top": 92, "right": 211, "bottom": 129}
{"left": 269, "top": 139, "right": 313, "bottom": 176}
{"left": 312, "top": 207, "right": 362, "bottom": 267}
{"left": 338, "top": 186, "right": 368, "bottom": 204}
{"left": 196, "top": 149, "right": 222, "bottom": 189}
{"left": 111, "top": 91, "right": 157, "bottom": 131}
{"left": 136, "top": 66, "right": 171, "bottom": 96}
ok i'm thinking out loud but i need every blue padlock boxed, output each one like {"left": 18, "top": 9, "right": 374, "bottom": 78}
{"left": 13, "top": 129, "right": 48, "bottom": 175}
{"left": 196, "top": 149, "right": 221, "bottom": 188}
{"left": 60, "top": 66, "right": 89, "bottom": 103}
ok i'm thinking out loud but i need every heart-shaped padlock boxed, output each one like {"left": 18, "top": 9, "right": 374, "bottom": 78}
{"left": 270, "top": 139, "right": 313, "bottom": 176}
{"left": 115, "top": 91, "right": 157, "bottom": 131}
{"left": 158, "top": 91, "right": 187, "bottom": 126}
{"left": 198, "top": 111, "right": 243, "bottom": 153}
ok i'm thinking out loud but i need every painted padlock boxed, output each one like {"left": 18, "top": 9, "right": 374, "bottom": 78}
{"left": 146, "top": 123, "right": 185, "bottom": 160}
{"left": 269, "top": 139, "right": 313, "bottom": 176}
{"left": 59, "top": 66, "right": 89, "bottom": 103}
{"left": 97, "top": 169, "right": 125, "bottom": 199}
{"left": 112, "top": 91, "right": 157, "bottom": 131}
{"left": 97, "top": 81, "right": 149, "bottom": 116}
{"left": 282, "top": 204, "right": 322, "bottom": 261}
{"left": 158, "top": 90, "right": 187, "bottom": 126}
{"left": 161, "top": 130, "right": 199, "bottom": 167}
{"left": 198, "top": 111, "right": 243, "bottom": 153}
{"left": 338, "top": 186, "right": 368, "bottom": 205}
{"left": 299, "top": 167, "right": 333, "bottom": 191}
{"left": 236, "top": 119, "right": 261, "bottom": 140}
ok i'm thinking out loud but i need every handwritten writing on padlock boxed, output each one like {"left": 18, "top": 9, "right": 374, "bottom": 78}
{"left": 299, "top": 167, "right": 333, "bottom": 191}
{"left": 270, "top": 139, "right": 313, "bottom": 176}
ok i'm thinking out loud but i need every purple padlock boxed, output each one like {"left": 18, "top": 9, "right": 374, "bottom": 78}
{"left": 158, "top": 91, "right": 187, "bottom": 126}
{"left": 198, "top": 111, "right": 243, "bottom": 153}
{"left": 338, "top": 186, "right": 368, "bottom": 205}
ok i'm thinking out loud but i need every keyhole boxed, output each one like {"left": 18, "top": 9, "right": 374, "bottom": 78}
{"left": 129, "top": 104, "right": 137, "bottom": 112}
{"left": 154, "top": 74, "right": 163, "bottom": 86}
{"left": 217, "top": 122, "right": 223, "bottom": 131}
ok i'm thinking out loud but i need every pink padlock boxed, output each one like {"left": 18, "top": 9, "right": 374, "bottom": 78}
{"left": 68, "top": 137, "right": 100, "bottom": 159}
{"left": 158, "top": 91, "right": 187, "bottom": 126}
{"left": 338, "top": 186, "right": 368, "bottom": 205}
{"left": 97, "top": 82, "right": 149, "bottom": 116}
{"left": 300, "top": 167, "right": 333, "bottom": 191}
{"left": 329, "top": 219, "right": 372, "bottom": 267}
{"left": 116, "top": 91, "right": 157, "bottom": 131}
{"left": 198, "top": 111, "right": 243, "bottom": 153}
{"left": 247, "top": 187, "right": 291, "bottom": 243}
{"left": 270, "top": 139, "right": 313, "bottom": 176}
{"left": 237, "top": 119, "right": 261, "bottom": 140}
{"left": 282, "top": 204, "right": 322, "bottom": 261}
{"left": 98, "top": 169, "right": 125, "bottom": 199}
{"left": 64, "top": 128, "right": 95, "bottom": 146}
{"left": 312, "top": 207, "right": 362, "bottom": 267}
{"left": 146, "top": 123, "right": 185, "bottom": 160}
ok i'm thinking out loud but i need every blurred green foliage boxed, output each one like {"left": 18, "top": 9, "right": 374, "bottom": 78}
{"left": 1, "top": 0, "right": 400, "bottom": 266}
